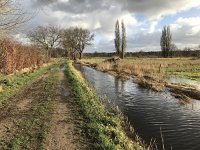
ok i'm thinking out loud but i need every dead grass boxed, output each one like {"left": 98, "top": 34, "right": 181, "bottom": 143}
{"left": 170, "top": 91, "right": 192, "bottom": 105}
{"left": 79, "top": 57, "right": 200, "bottom": 92}
{"left": 135, "top": 78, "right": 165, "bottom": 92}
{"left": 96, "top": 62, "right": 113, "bottom": 72}
{"left": 167, "top": 84, "right": 200, "bottom": 100}
{"left": 82, "top": 57, "right": 200, "bottom": 81}
{"left": 0, "top": 86, "right": 3, "bottom": 93}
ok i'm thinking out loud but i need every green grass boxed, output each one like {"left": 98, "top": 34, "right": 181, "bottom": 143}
{"left": 8, "top": 66, "right": 60, "bottom": 150}
{"left": 166, "top": 65, "right": 200, "bottom": 81}
{"left": 0, "top": 67, "right": 49, "bottom": 104}
{"left": 0, "top": 59, "right": 65, "bottom": 104}
{"left": 65, "top": 61, "right": 143, "bottom": 150}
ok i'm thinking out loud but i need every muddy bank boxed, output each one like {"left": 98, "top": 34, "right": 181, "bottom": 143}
{"left": 167, "top": 84, "right": 200, "bottom": 102}
{"left": 76, "top": 60, "right": 132, "bottom": 80}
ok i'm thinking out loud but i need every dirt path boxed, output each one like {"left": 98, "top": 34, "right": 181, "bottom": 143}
{"left": 0, "top": 74, "right": 48, "bottom": 149}
{"left": 0, "top": 75, "right": 47, "bottom": 144}
{"left": 0, "top": 65, "right": 88, "bottom": 150}
{"left": 45, "top": 69, "right": 84, "bottom": 150}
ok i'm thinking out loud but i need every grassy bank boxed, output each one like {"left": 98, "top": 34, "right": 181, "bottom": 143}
{"left": 0, "top": 59, "right": 64, "bottom": 104}
{"left": 65, "top": 61, "right": 144, "bottom": 150}
{"left": 7, "top": 66, "right": 60, "bottom": 150}
{"left": 80, "top": 57, "right": 200, "bottom": 81}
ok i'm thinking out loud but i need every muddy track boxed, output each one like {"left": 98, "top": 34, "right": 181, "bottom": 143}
{"left": 0, "top": 66, "right": 89, "bottom": 150}
{"left": 45, "top": 70, "right": 87, "bottom": 150}
{"left": 0, "top": 73, "right": 49, "bottom": 149}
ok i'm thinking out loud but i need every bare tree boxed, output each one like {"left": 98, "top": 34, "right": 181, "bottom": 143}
{"left": 28, "top": 25, "right": 62, "bottom": 60}
{"left": 121, "top": 20, "right": 126, "bottom": 59}
{"left": 114, "top": 20, "right": 121, "bottom": 56}
{"left": 0, "top": 0, "right": 29, "bottom": 35}
{"left": 61, "top": 28, "right": 77, "bottom": 60}
{"left": 75, "top": 27, "right": 94, "bottom": 59}
{"left": 61, "top": 27, "right": 94, "bottom": 60}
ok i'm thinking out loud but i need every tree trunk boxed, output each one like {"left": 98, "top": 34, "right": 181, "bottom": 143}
{"left": 48, "top": 50, "right": 52, "bottom": 59}
{"left": 73, "top": 52, "right": 76, "bottom": 60}
{"left": 120, "top": 48, "right": 125, "bottom": 59}
{"left": 121, "top": 52, "right": 124, "bottom": 59}
{"left": 79, "top": 52, "right": 82, "bottom": 60}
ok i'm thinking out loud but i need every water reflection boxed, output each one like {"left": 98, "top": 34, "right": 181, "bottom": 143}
{"left": 75, "top": 64, "right": 200, "bottom": 150}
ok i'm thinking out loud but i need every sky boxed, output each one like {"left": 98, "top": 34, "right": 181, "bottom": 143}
{"left": 15, "top": 0, "right": 200, "bottom": 53}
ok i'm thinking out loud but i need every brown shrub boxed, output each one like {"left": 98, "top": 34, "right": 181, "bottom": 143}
{"left": 96, "top": 62, "right": 113, "bottom": 72}
{"left": 0, "top": 37, "right": 41, "bottom": 74}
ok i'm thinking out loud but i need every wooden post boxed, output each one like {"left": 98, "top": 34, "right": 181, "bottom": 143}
{"left": 159, "top": 64, "right": 162, "bottom": 73}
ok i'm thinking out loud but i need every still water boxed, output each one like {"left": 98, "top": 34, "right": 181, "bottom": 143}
{"left": 167, "top": 76, "right": 200, "bottom": 90}
{"left": 75, "top": 64, "right": 200, "bottom": 150}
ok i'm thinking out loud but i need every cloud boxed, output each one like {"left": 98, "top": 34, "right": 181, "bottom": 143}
{"left": 176, "top": 17, "right": 200, "bottom": 35}
{"left": 32, "top": 0, "right": 200, "bottom": 19}
{"left": 122, "top": 0, "right": 200, "bottom": 19}
{"left": 148, "top": 21, "right": 158, "bottom": 33}
{"left": 16, "top": 0, "right": 200, "bottom": 52}
{"left": 170, "top": 17, "right": 200, "bottom": 48}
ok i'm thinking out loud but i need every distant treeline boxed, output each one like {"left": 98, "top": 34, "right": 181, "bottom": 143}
{"left": 83, "top": 50, "right": 200, "bottom": 58}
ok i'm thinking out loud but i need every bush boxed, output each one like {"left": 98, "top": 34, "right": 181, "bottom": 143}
{"left": 0, "top": 37, "right": 41, "bottom": 74}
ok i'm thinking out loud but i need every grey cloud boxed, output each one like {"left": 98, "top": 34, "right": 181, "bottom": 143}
{"left": 32, "top": 0, "right": 55, "bottom": 7}
{"left": 32, "top": 0, "right": 116, "bottom": 14}
{"left": 173, "top": 26, "right": 200, "bottom": 47}
{"left": 127, "top": 30, "right": 161, "bottom": 52}
{"left": 19, "top": 0, "right": 200, "bottom": 52}
{"left": 32, "top": 0, "right": 200, "bottom": 19}
{"left": 53, "top": 0, "right": 110, "bottom": 14}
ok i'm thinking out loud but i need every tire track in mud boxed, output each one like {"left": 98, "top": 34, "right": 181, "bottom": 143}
{"left": 0, "top": 65, "right": 89, "bottom": 150}
{"left": 45, "top": 70, "right": 84, "bottom": 150}
{"left": 0, "top": 73, "right": 48, "bottom": 149}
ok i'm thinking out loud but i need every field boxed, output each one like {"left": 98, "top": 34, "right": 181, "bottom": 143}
{"left": 80, "top": 57, "right": 200, "bottom": 81}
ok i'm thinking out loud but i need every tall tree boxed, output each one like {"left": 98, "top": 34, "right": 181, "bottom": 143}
{"left": 121, "top": 20, "right": 126, "bottom": 59}
{"left": 114, "top": 20, "right": 126, "bottom": 59}
{"left": 114, "top": 20, "right": 121, "bottom": 56}
{"left": 28, "top": 25, "right": 62, "bottom": 60}
{"left": 160, "top": 26, "right": 172, "bottom": 58}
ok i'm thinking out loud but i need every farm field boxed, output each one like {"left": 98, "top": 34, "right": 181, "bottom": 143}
{"left": 81, "top": 57, "right": 200, "bottom": 81}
